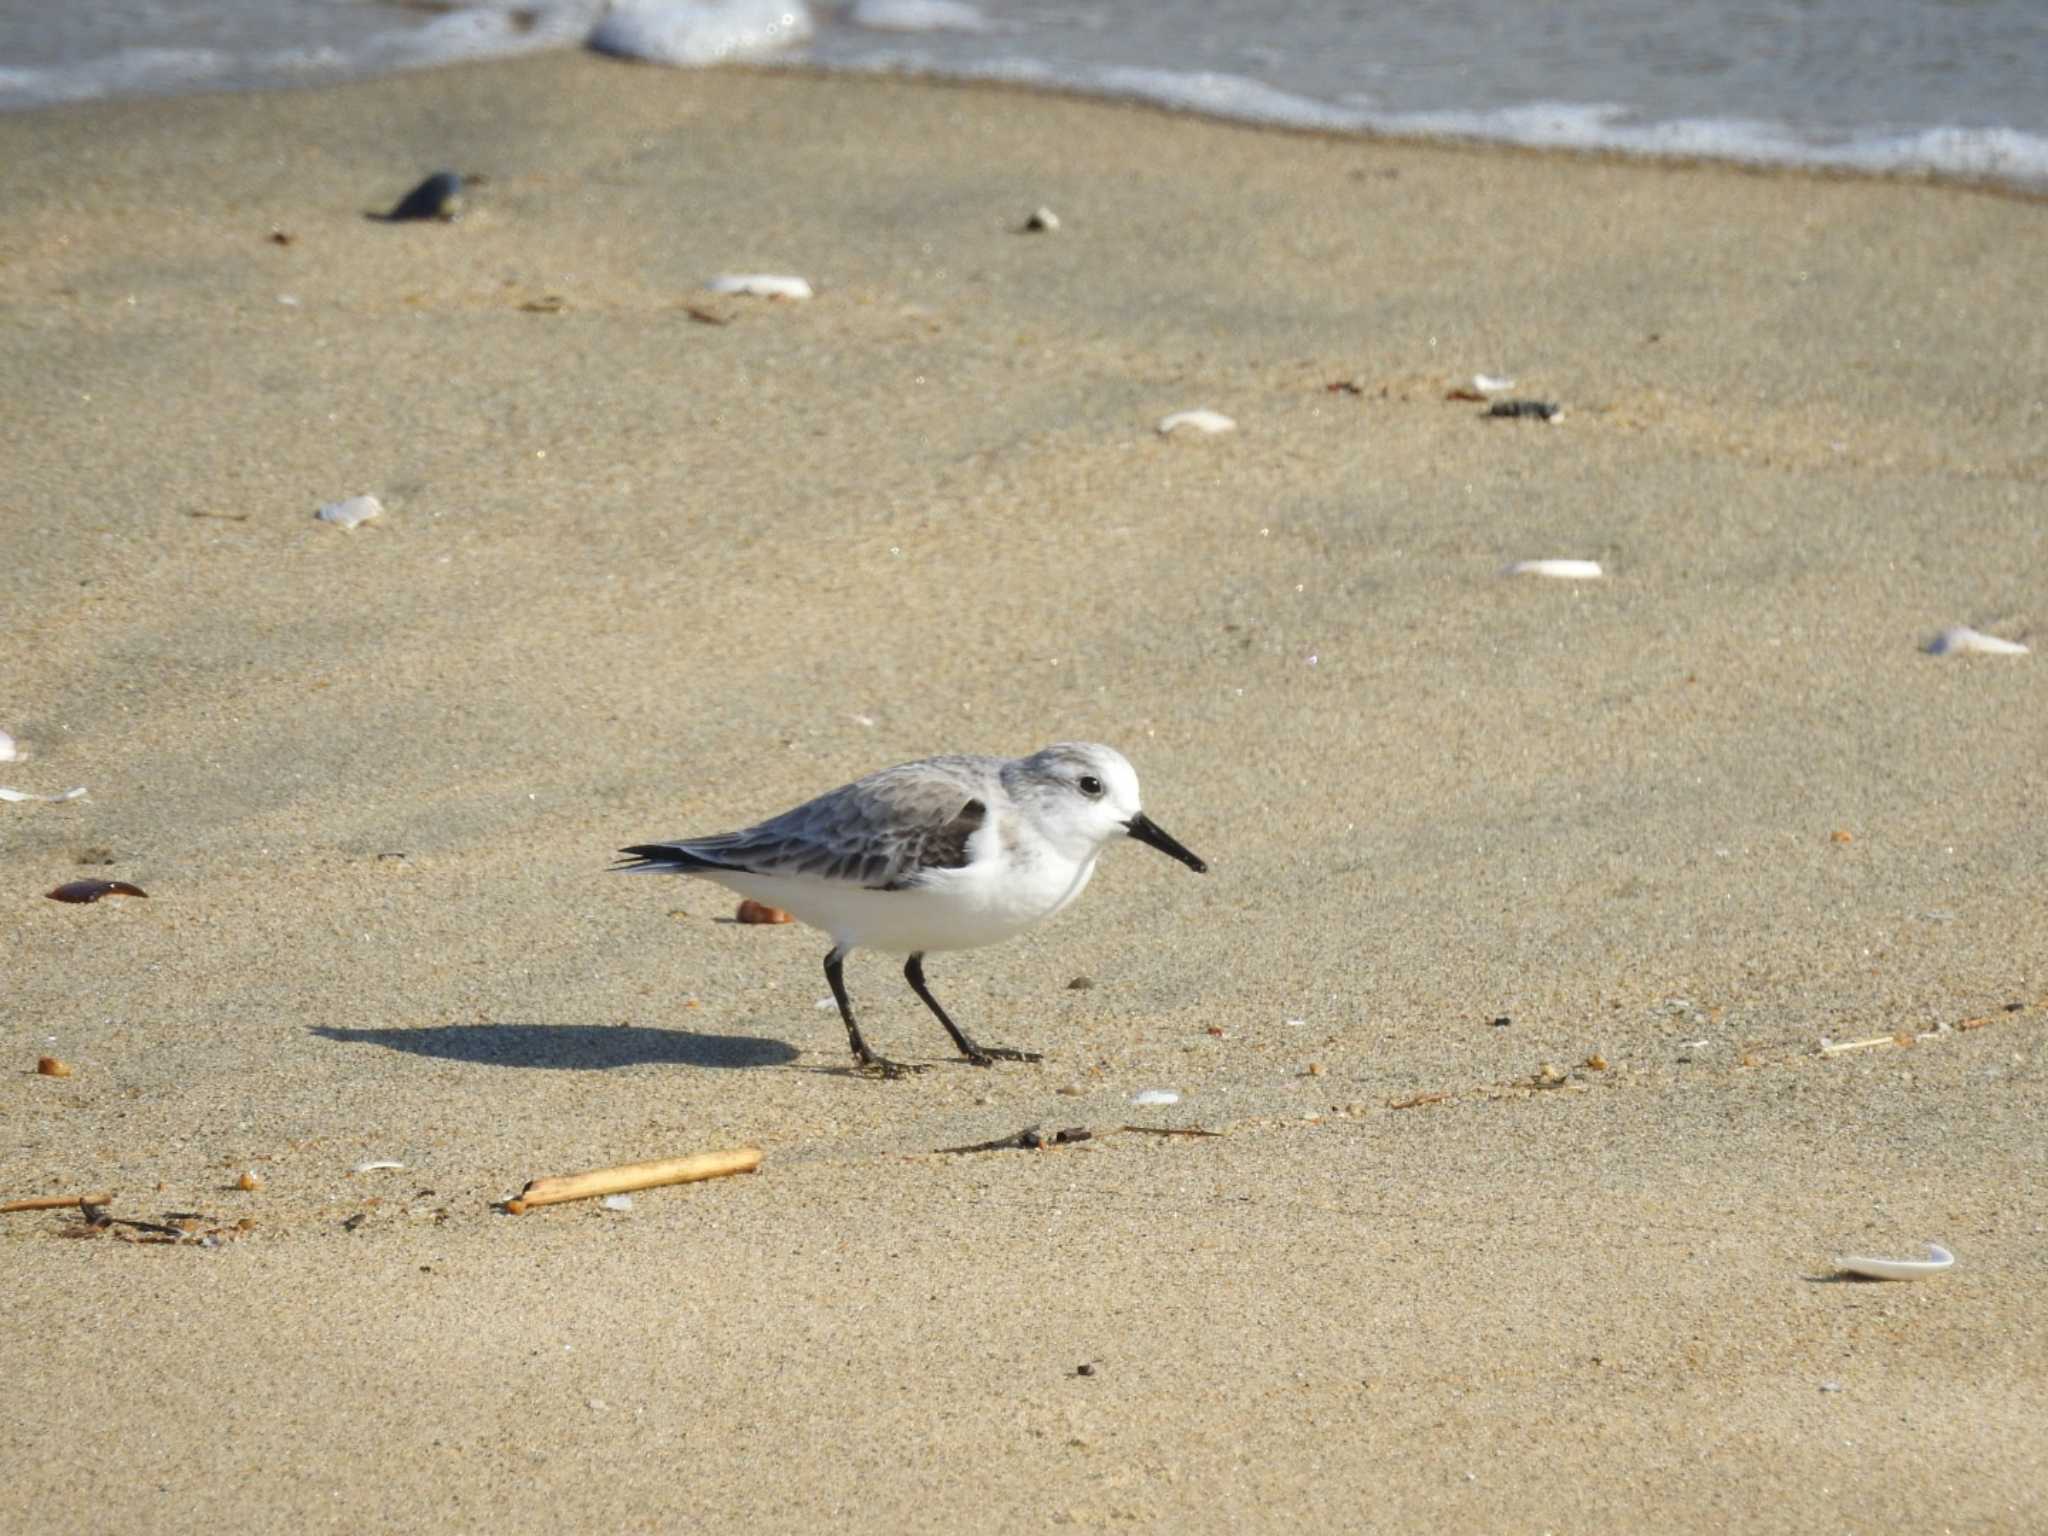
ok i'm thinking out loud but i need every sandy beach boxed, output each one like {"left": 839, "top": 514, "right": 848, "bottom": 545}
{"left": 3, "top": 53, "right": 2045, "bottom": 1532}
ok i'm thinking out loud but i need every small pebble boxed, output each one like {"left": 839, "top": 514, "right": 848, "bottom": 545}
{"left": 382, "top": 171, "right": 463, "bottom": 222}
{"left": 737, "top": 899, "right": 794, "bottom": 924}
{"left": 707, "top": 274, "right": 813, "bottom": 300}
{"left": 1503, "top": 559, "right": 1602, "bottom": 579}
{"left": 599, "top": 1194, "right": 634, "bottom": 1212}
{"left": 1486, "top": 398, "right": 1561, "bottom": 421}
{"left": 1157, "top": 409, "right": 1236, "bottom": 436}
{"left": 237, "top": 1170, "right": 263, "bottom": 1192}
{"left": 1022, "top": 206, "right": 1060, "bottom": 232}
{"left": 1066, "top": 976, "right": 1094, "bottom": 991}
{"left": 315, "top": 495, "right": 382, "bottom": 530}
{"left": 0, "top": 728, "right": 15, "bottom": 762}
{"left": 36, "top": 1056, "right": 72, "bottom": 1077}
{"left": 46, "top": 879, "right": 147, "bottom": 904}
{"left": 1130, "top": 1088, "right": 1180, "bottom": 1106}
{"left": 1926, "top": 625, "right": 2028, "bottom": 656}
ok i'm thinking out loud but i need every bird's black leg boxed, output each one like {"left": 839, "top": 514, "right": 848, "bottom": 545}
{"left": 904, "top": 953, "right": 1042, "bottom": 1067}
{"left": 825, "top": 947, "right": 926, "bottom": 1079}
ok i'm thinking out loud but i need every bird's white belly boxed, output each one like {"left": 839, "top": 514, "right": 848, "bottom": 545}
{"left": 694, "top": 848, "right": 1098, "bottom": 955}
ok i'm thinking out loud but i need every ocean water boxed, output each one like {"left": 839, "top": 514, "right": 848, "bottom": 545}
{"left": 2, "top": 0, "right": 2044, "bottom": 191}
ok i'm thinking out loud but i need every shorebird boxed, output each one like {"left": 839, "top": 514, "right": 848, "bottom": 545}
{"left": 616, "top": 742, "right": 1206, "bottom": 1076}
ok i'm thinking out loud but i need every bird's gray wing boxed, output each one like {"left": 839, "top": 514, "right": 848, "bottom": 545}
{"left": 631, "top": 758, "right": 994, "bottom": 890}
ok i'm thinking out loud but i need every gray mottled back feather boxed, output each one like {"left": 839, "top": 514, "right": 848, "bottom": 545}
{"left": 624, "top": 755, "right": 999, "bottom": 890}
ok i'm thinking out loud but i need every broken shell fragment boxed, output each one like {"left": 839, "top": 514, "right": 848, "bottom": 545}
{"left": 0, "top": 729, "right": 16, "bottom": 762}
{"left": 1926, "top": 626, "right": 2028, "bottom": 656}
{"left": 237, "top": 1170, "right": 263, "bottom": 1192}
{"left": 1833, "top": 1243, "right": 1955, "bottom": 1281}
{"left": 1021, "top": 206, "right": 1060, "bottom": 232}
{"left": 707, "top": 274, "right": 813, "bottom": 300}
{"left": 382, "top": 171, "right": 463, "bottom": 222}
{"left": 736, "top": 899, "right": 794, "bottom": 925}
{"left": 315, "top": 495, "right": 383, "bottom": 529}
{"left": 0, "top": 786, "right": 87, "bottom": 803}
{"left": 1129, "top": 1088, "right": 1180, "bottom": 1106}
{"left": 46, "top": 879, "right": 148, "bottom": 903}
{"left": 1157, "top": 409, "right": 1236, "bottom": 436}
{"left": 36, "top": 1056, "right": 73, "bottom": 1077}
{"left": 1503, "top": 559, "right": 1603, "bottom": 580}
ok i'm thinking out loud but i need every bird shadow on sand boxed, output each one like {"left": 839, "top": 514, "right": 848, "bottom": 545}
{"left": 310, "top": 1021, "right": 800, "bottom": 1072}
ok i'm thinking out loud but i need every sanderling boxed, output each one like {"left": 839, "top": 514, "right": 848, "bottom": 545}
{"left": 616, "top": 742, "right": 1206, "bottom": 1077}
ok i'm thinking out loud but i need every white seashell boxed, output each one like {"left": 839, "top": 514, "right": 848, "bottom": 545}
{"left": 1503, "top": 558, "right": 1603, "bottom": 579}
{"left": 1022, "top": 206, "right": 1060, "bottom": 232}
{"left": 1473, "top": 373, "right": 1515, "bottom": 393}
{"left": 1926, "top": 626, "right": 2027, "bottom": 656}
{"left": 599, "top": 1194, "right": 635, "bottom": 1212}
{"left": 1833, "top": 1243, "right": 1955, "bottom": 1281}
{"left": 1157, "top": 409, "right": 1236, "bottom": 436}
{"left": 707, "top": 273, "right": 814, "bottom": 300}
{"left": 315, "top": 494, "right": 383, "bottom": 529}
{"left": 0, "top": 729, "right": 16, "bottom": 762}
{"left": 0, "top": 785, "right": 86, "bottom": 803}
{"left": 351, "top": 1159, "right": 406, "bottom": 1173}
{"left": 1130, "top": 1088, "right": 1181, "bottom": 1106}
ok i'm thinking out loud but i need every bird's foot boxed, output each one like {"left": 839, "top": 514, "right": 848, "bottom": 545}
{"left": 856, "top": 1053, "right": 930, "bottom": 1080}
{"left": 961, "top": 1044, "right": 1044, "bottom": 1067}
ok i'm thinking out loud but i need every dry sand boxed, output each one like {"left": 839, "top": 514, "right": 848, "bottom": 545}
{"left": 2, "top": 53, "right": 2045, "bottom": 1533}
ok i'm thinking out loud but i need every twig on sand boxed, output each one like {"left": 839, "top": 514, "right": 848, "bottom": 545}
{"left": 1388, "top": 1091, "right": 1450, "bottom": 1110}
{"left": 504, "top": 1147, "right": 762, "bottom": 1214}
{"left": 1115, "top": 1124, "right": 1223, "bottom": 1138}
{"left": 2, "top": 1192, "right": 114, "bottom": 1213}
{"left": 936, "top": 1125, "right": 1093, "bottom": 1154}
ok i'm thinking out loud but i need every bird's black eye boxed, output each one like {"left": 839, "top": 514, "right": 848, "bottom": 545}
{"left": 1077, "top": 775, "right": 1104, "bottom": 798}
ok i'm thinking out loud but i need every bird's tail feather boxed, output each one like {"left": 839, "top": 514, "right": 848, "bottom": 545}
{"left": 611, "top": 843, "right": 746, "bottom": 874}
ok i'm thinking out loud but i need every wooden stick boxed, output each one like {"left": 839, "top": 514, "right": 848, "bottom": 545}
{"left": 2, "top": 1192, "right": 114, "bottom": 1213}
{"left": 505, "top": 1147, "right": 761, "bottom": 1214}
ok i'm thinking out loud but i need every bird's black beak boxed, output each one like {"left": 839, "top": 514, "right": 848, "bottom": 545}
{"left": 1125, "top": 813, "right": 1207, "bottom": 874}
